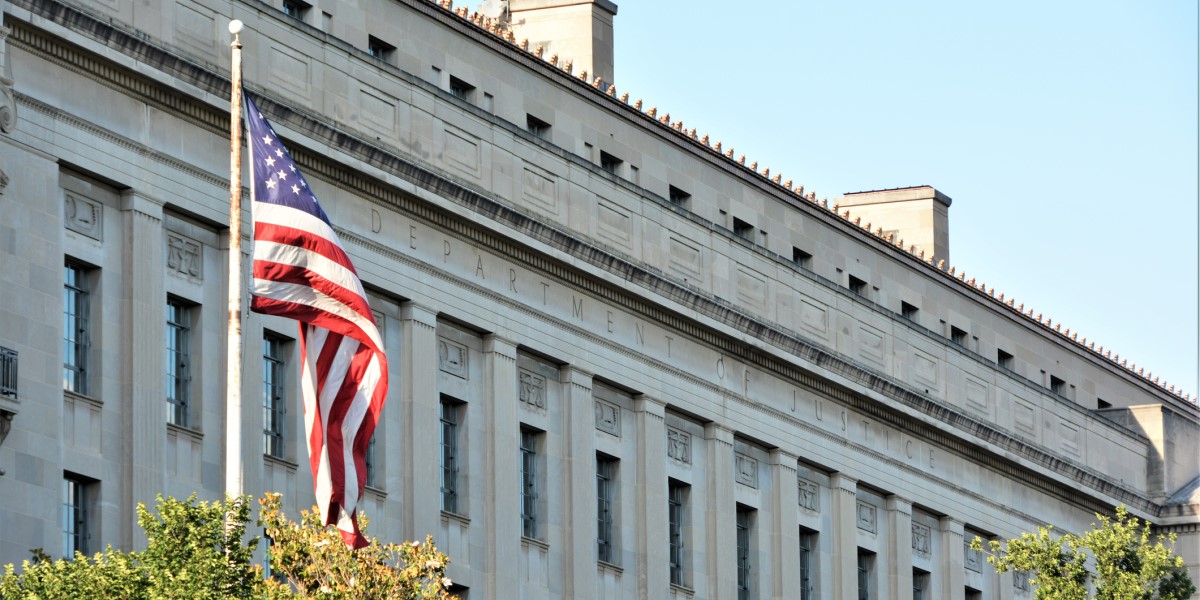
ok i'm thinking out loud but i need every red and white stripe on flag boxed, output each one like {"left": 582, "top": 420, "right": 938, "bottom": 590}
{"left": 244, "top": 93, "right": 388, "bottom": 549}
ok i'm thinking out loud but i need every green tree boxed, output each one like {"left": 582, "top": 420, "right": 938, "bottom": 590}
{"left": 972, "top": 505, "right": 1195, "bottom": 600}
{"left": 1, "top": 494, "right": 454, "bottom": 599}
{"left": 258, "top": 492, "right": 452, "bottom": 599}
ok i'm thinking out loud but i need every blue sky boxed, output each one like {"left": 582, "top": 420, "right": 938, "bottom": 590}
{"left": 608, "top": 0, "right": 1199, "bottom": 399}
{"left": 477, "top": 1, "right": 1199, "bottom": 398}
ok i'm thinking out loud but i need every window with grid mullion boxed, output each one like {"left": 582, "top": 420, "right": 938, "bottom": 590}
{"left": 440, "top": 401, "right": 459, "bottom": 513}
{"left": 737, "top": 509, "right": 752, "bottom": 600}
{"left": 63, "top": 263, "right": 90, "bottom": 395}
{"left": 262, "top": 336, "right": 286, "bottom": 457}
{"left": 596, "top": 457, "right": 615, "bottom": 563}
{"left": 668, "top": 482, "right": 685, "bottom": 586}
{"left": 62, "top": 477, "right": 88, "bottom": 557}
{"left": 520, "top": 430, "right": 538, "bottom": 538}
{"left": 166, "top": 300, "right": 192, "bottom": 427}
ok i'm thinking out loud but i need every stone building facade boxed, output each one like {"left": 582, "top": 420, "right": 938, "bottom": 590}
{"left": 0, "top": 0, "right": 1196, "bottom": 598}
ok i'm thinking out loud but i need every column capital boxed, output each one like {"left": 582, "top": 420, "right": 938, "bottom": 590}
{"left": 830, "top": 472, "right": 858, "bottom": 495}
{"left": 939, "top": 515, "right": 965, "bottom": 535}
{"left": 400, "top": 302, "right": 438, "bottom": 328}
{"left": 482, "top": 334, "right": 518, "bottom": 358}
{"left": 559, "top": 364, "right": 593, "bottom": 388}
{"left": 768, "top": 447, "right": 799, "bottom": 467}
{"left": 885, "top": 494, "right": 913, "bottom": 515}
{"left": 120, "top": 189, "right": 164, "bottom": 219}
{"left": 703, "top": 422, "right": 734, "bottom": 444}
{"left": 633, "top": 393, "right": 666, "bottom": 416}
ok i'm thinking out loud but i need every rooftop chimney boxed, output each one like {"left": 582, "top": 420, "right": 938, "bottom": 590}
{"left": 838, "top": 186, "right": 952, "bottom": 264}
{"left": 509, "top": 0, "right": 618, "bottom": 84}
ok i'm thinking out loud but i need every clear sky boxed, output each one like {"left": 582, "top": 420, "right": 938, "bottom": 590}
{"left": 479, "top": 0, "right": 1199, "bottom": 399}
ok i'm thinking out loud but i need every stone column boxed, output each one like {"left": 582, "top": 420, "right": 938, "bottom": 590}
{"left": 704, "top": 423, "right": 736, "bottom": 599}
{"left": 887, "top": 495, "right": 914, "bottom": 600}
{"left": 483, "top": 335, "right": 519, "bottom": 600}
{"left": 560, "top": 365, "right": 596, "bottom": 598}
{"left": 120, "top": 190, "right": 164, "bottom": 551}
{"left": 770, "top": 449, "right": 801, "bottom": 600}
{"left": 940, "top": 517, "right": 965, "bottom": 600}
{"left": 400, "top": 303, "right": 439, "bottom": 539}
{"left": 830, "top": 473, "right": 859, "bottom": 600}
{"left": 634, "top": 395, "right": 668, "bottom": 600}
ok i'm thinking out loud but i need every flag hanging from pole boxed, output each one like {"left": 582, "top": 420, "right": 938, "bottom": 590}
{"left": 244, "top": 93, "right": 388, "bottom": 549}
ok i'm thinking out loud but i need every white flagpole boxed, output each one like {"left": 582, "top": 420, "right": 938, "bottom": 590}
{"left": 225, "top": 19, "right": 245, "bottom": 499}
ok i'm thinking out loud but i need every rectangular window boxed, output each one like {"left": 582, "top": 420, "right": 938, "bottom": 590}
{"left": 732, "top": 217, "right": 754, "bottom": 241}
{"left": 669, "top": 185, "right": 691, "bottom": 207}
{"left": 792, "top": 247, "right": 813, "bottom": 270}
{"left": 913, "top": 568, "right": 929, "bottom": 600}
{"left": 440, "top": 399, "right": 461, "bottom": 513}
{"left": 950, "top": 326, "right": 968, "bottom": 347}
{"left": 281, "top": 0, "right": 310, "bottom": 20}
{"left": 857, "top": 550, "right": 874, "bottom": 600}
{"left": 526, "top": 114, "right": 551, "bottom": 139}
{"left": 63, "top": 475, "right": 92, "bottom": 557}
{"left": 165, "top": 298, "right": 193, "bottom": 427}
{"left": 364, "top": 433, "right": 379, "bottom": 488}
{"left": 901, "top": 301, "right": 919, "bottom": 322}
{"left": 63, "top": 262, "right": 90, "bottom": 395}
{"left": 596, "top": 454, "right": 617, "bottom": 563}
{"left": 736, "top": 506, "right": 753, "bottom": 600}
{"left": 1050, "top": 375, "right": 1066, "bottom": 396}
{"left": 262, "top": 335, "right": 286, "bottom": 458}
{"left": 0, "top": 346, "right": 17, "bottom": 398}
{"left": 668, "top": 480, "right": 687, "bottom": 586}
{"left": 997, "top": 348, "right": 1014, "bottom": 370}
{"left": 449, "top": 76, "right": 475, "bottom": 102}
{"left": 520, "top": 428, "right": 540, "bottom": 539}
{"left": 848, "top": 275, "right": 868, "bottom": 298}
{"left": 966, "top": 587, "right": 982, "bottom": 600}
{"left": 799, "top": 528, "right": 817, "bottom": 600}
{"left": 600, "top": 151, "right": 623, "bottom": 175}
{"left": 367, "top": 35, "right": 395, "bottom": 62}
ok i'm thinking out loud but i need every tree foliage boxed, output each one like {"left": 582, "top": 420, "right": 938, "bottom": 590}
{"left": 258, "top": 492, "right": 452, "bottom": 599}
{"left": 972, "top": 505, "right": 1195, "bottom": 600}
{"left": 1, "top": 494, "right": 453, "bottom": 600}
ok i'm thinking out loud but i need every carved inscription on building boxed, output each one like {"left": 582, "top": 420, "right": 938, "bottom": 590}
{"left": 856, "top": 501, "right": 877, "bottom": 533}
{"left": 438, "top": 338, "right": 468, "bottom": 378}
{"left": 64, "top": 193, "right": 102, "bottom": 240}
{"left": 594, "top": 399, "right": 619, "bottom": 436}
{"left": 167, "top": 233, "right": 203, "bottom": 280}
{"left": 734, "top": 453, "right": 758, "bottom": 488}
{"left": 1013, "top": 571, "right": 1031, "bottom": 593}
{"left": 797, "top": 477, "right": 819, "bottom": 512}
{"left": 912, "top": 523, "right": 931, "bottom": 557}
{"left": 964, "top": 541, "right": 982, "bottom": 572}
{"left": 518, "top": 369, "right": 546, "bottom": 410}
{"left": 666, "top": 427, "right": 691, "bottom": 464}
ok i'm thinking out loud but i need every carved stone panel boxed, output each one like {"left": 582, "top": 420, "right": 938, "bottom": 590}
{"left": 65, "top": 192, "right": 102, "bottom": 240}
{"left": 666, "top": 427, "right": 691, "bottom": 464}
{"left": 438, "top": 338, "right": 468, "bottom": 378}
{"left": 734, "top": 452, "right": 758, "bottom": 488}
{"left": 1013, "top": 571, "right": 1031, "bottom": 593}
{"left": 797, "top": 477, "right": 819, "bottom": 512}
{"left": 856, "top": 501, "right": 877, "bottom": 533}
{"left": 964, "top": 541, "right": 982, "bottom": 572}
{"left": 912, "top": 523, "right": 931, "bottom": 557}
{"left": 518, "top": 368, "right": 546, "bottom": 410}
{"left": 594, "top": 399, "right": 619, "bottom": 436}
{"left": 166, "top": 233, "right": 203, "bottom": 280}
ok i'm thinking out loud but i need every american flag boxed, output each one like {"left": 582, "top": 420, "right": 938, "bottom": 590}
{"left": 244, "top": 93, "right": 388, "bottom": 549}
